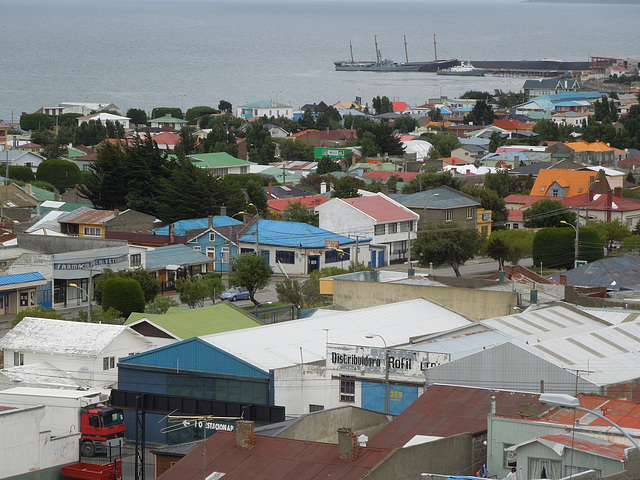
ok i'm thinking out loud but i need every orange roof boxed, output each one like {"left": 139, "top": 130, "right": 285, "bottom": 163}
{"left": 565, "top": 140, "right": 614, "bottom": 152}
{"left": 493, "top": 119, "right": 535, "bottom": 131}
{"left": 530, "top": 169, "right": 599, "bottom": 198}
{"left": 442, "top": 157, "right": 471, "bottom": 165}
{"left": 267, "top": 195, "right": 328, "bottom": 212}
{"left": 362, "top": 171, "right": 418, "bottom": 182}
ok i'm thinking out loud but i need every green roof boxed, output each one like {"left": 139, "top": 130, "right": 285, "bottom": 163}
{"left": 259, "top": 167, "right": 301, "bottom": 183}
{"left": 124, "top": 302, "right": 261, "bottom": 340}
{"left": 189, "top": 152, "right": 255, "bottom": 168}
{"left": 28, "top": 185, "right": 57, "bottom": 202}
{"left": 67, "top": 147, "right": 86, "bottom": 158}
{"left": 150, "top": 115, "right": 188, "bottom": 123}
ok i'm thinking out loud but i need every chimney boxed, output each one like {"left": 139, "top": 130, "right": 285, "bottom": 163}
{"left": 114, "top": 209, "right": 120, "bottom": 216}
{"left": 381, "top": 185, "right": 389, "bottom": 195}
{"left": 320, "top": 182, "right": 327, "bottom": 194}
{"left": 559, "top": 274, "right": 567, "bottom": 285}
{"left": 490, "top": 395, "right": 496, "bottom": 415}
{"left": 208, "top": 215, "right": 214, "bottom": 229}
{"left": 614, "top": 187, "right": 621, "bottom": 197}
{"left": 606, "top": 189, "right": 613, "bottom": 221}
{"left": 236, "top": 420, "right": 255, "bottom": 449}
{"left": 220, "top": 205, "right": 227, "bottom": 217}
{"left": 514, "top": 156, "right": 520, "bottom": 169}
{"left": 338, "top": 428, "right": 359, "bottom": 461}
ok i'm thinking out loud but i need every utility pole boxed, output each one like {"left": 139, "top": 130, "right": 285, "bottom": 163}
{"left": 354, "top": 236, "right": 359, "bottom": 271}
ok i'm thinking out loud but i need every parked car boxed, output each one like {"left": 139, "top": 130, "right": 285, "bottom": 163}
{"left": 220, "top": 287, "right": 250, "bottom": 301}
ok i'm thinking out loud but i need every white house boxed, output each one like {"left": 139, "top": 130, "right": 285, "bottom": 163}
{"left": 77, "top": 112, "right": 130, "bottom": 130}
{"left": 2, "top": 150, "right": 46, "bottom": 172}
{"left": 236, "top": 219, "right": 371, "bottom": 275}
{"left": 0, "top": 317, "right": 157, "bottom": 388}
{"left": 236, "top": 100, "right": 294, "bottom": 120}
{"left": 316, "top": 193, "right": 418, "bottom": 266}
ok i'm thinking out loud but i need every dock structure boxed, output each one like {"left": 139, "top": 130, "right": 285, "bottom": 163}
{"left": 471, "top": 60, "right": 590, "bottom": 77}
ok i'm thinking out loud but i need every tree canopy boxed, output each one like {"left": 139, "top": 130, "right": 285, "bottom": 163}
{"left": 229, "top": 254, "right": 272, "bottom": 305}
{"left": 523, "top": 199, "right": 576, "bottom": 228}
{"left": 412, "top": 223, "right": 483, "bottom": 276}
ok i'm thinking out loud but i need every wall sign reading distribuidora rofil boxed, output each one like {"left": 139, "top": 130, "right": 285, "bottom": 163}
{"left": 327, "top": 343, "right": 450, "bottom": 379}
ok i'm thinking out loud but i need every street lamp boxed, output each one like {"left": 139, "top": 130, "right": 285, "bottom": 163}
{"left": 227, "top": 211, "right": 246, "bottom": 280}
{"left": 247, "top": 203, "right": 259, "bottom": 254}
{"left": 560, "top": 220, "right": 579, "bottom": 267}
{"left": 539, "top": 393, "right": 640, "bottom": 455}
{"left": 69, "top": 282, "right": 92, "bottom": 323}
{"left": 418, "top": 163, "right": 428, "bottom": 192}
{"left": 365, "top": 333, "right": 390, "bottom": 414}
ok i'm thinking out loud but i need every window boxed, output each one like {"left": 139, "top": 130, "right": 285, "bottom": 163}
{"left": 503, "top": 444, "right": 516, "bottom": 468}
{"left": 374, "top": 224, "right": 385, "bottom": 235}
{"left": 466, "top": 207, "right": 474, "bottom": 219}
{"left": 388, "top": 223, "right": 398, "bottom": 233}
{"left": 209, "top": 232, "right": 216, "bottom": 242}
{"left": 103, "top": 356, "right": 115, "bottom": 371}
{"left": 565, "top": 466, "right": 600, "bottom": 478}
{"left": 552, "top": 188, "right": 559, "bottom": 197}
{"left": 445, "top": 210, "right": 453, "bottom": 222}
{"left": 193, "top": 246, "right": 202, "bottom": 252}
{"left": 276, "top": 250, "right": 295, "bottom": 264}
{"left": 20, "top": 292, "right": 28, "bottom": 306}
{"left": 222, "top": 247, "right": 230, "bottom": 263}
{"left": 13, "top": 352, "right": 24, "bottom": 366}
{"left": 309, "top": 404, "right": 324, "bottom": 412}
{"left": 325, "top": 248, "right": 350, "bottom": 263}
{"left": 340, "top": 377, "right": 355, "bottom": 402}
{"left": 400, "top": 221, "right": 410, "bottom": 233}
{"left": 513, "top": 223, "right": 519, "bottom": 230}
{"left": 83, "top": 227, "right": 102, "bottom": 237}
{"left": 130, "top": 253, "right": 141, "bottom": 267}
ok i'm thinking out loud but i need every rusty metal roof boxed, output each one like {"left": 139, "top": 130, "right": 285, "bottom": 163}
{"left": 531, "top": 432, "right": 626, "bottom": 460}
{"left": 366, "top": 384, "right": 553, "bottom": 449}
{"left": 58, "top": 206, "right": 115, "bottom": 225}
{"left": 543, "top": 394, "right": 640, "bottom": 431}
{"left": 156, "top": 432, "right": 391, "bottom": 480}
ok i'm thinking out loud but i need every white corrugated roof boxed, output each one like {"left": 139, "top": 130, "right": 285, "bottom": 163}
{"left": 513, "top": 320, "right": 640, "bottom": 386}
{"left": 0, "top": 362, "right": 90, "bottom": 389}
{"left": 0, "top": 317, "right": 130, "bottom": 356}
{"left": 481, "top": 304, "right": 612, "bottom": 342}
{"left": 577, "top": 306, "right": 640, "bottom": 325}
{"left": 200, "top": 299, "right": 475, "bottom": 371}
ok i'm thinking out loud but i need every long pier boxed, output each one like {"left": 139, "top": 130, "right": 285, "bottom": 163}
{"left": 471, "top": 60, "right": 591, "bottom": 77}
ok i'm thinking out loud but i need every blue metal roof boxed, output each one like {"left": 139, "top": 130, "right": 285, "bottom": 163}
{"left": 0, "top": 272, "right": 46, "bottom": 286}
{"left": 145, "top": 244, "right": 212, "bottom": 270}
{"left": 120, "top": 338, "right": 269, "bottom": 377}
{"left": 154, "top": 216, "right": 242, "bottom": 236}
{"left": 238, "top": 219, "right": 366, "bottom": 248}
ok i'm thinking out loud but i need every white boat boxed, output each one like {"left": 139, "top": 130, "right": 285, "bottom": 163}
{"left": 436, "top": 61, "right": 486, "bottom": 76}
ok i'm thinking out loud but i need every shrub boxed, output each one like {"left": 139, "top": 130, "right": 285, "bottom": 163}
{"left": 533, "top": 227, "right": 603, "bottom": 270}
{"left": 102, "top": 278, "right": 145, "bottom": 318}
{"left": 1, "top": 165, "right": 36, "bottom": 183}
{"left": 36, "top": 159, "right": 83, "bottom": 193}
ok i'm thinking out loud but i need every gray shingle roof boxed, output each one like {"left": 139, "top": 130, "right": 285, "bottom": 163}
{"left": 390, "top": 186, "right": 479, "bottom": 209}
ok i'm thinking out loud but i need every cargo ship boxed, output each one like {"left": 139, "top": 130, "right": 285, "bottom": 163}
{"left": 335, "top": 35, "right": 457, "bottom": 73}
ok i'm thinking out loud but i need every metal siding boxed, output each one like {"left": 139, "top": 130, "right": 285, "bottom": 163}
{"left": 361, "top": 381, "right": 417, "bottom": 415}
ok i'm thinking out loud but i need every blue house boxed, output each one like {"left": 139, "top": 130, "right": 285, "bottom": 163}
{"left": 0, "top": 272, "right": 51, "bottom": 317}
{"left": 118, "top": 338, "right": 274, "bottom": 444}
{"left": 154, "top": 216, "right": 243, "bottom": 273}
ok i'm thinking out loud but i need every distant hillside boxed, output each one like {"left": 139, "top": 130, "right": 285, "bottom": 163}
{"left": 526, "top": 0, "right": 639, "bottom": 3}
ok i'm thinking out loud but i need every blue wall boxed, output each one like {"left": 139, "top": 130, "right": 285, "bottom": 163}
{"left": 361, "top": 382, "right": 418, "bottom": 416}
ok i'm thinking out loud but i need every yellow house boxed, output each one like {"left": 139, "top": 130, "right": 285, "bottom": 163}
{"left": 477, "top": 208, "right": 492, "bottom": 236}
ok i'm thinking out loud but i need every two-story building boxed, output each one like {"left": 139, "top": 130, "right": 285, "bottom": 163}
{"left": 316, "top": 193, "right": 418, "bottom": 266}
{"left": 236, "top": 100, "right": 294, "bottom": 120}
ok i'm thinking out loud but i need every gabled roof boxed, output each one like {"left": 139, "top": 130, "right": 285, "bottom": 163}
{"left": 0, "top": 317, "right": 135, "bottom": 357}
{"left": 152, "top": 131, "right": 181, "bottom": 145}
{"left": 148, "top": 115, "right": 188, "bottom": 124}
{"left": 145, "top": 244, "right": 212, "bottom": 270}
{"left": 493, "top": 119, "right": 535, "bottom": 131}
{"left": 543, "top": 393, "right": 640, "bottom": 430}
{"left": 511, "top": 432, "right": 627, "bottom": 460}
{"left": 530, "top": 169, "right": 600, "bottom": 197}
{"left": 58, "top": 206, "right": 115, "bottom": 225}
{"left": 391, "top": 186, "right": 480, "bottom": 209}
{"left": 0, "top": 362, "right": 90, "bottom": 389}
{"left": 268, "top": 195, "right": 329, "bottom": 212}
{"left": 78, "top": 112, "right": 129, "bottom": 122}
{"left": 200, "top": 298, "right": 474, "bottom": 371}
{"left": 367, "top": 384, "right": 552, "bottom": 449}
{"left": 565, "top": 140, "right": 615, "bottom": 152}
{"left": 362, "top": 171, "right": 419, "bottom": 182}
{"left": 337, "top": 194, "right": 418, "bottom": 223}
{"left": 239, "top": 100, "right": 293, "bottom": 109}
{"left": 125, "top": 303, "right": 261, "bottom": 340}
{"left": 550, "top": 255, "right": 640, "bottom": 290}
{"left": 237, "top": 219, "right": 364, "bottom": 249}
{"left": 154, "top": 216, "right": 242, "bottom": 236}
{"left": 156, "top": 431, "right": 391, "bottom": 480}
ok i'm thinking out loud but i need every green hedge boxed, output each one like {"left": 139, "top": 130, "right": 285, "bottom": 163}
{"left": 102, "top": 278, "right": 145, "bottom": 318}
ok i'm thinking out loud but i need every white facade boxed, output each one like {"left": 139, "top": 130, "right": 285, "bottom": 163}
{"left": 552, "top": 112, "right": 589, "bottom": 127}
{"left": 0, "top": 405, "right": 79, "bottom": 478}
{"left": 0, "top": 318, "right": 156, "bottom": 388}
{"left": 77, "top": 112, "right": 130, "bottom": 129}
{"left": 236, "top": 241, "right": 371, "bottom": 276}
{"left": 316, "top": 194, "right": 418, "bottom": 266}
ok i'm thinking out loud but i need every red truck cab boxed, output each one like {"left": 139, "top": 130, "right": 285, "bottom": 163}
{"left": 80, "top": 406, "right": 126, "bottom": 457}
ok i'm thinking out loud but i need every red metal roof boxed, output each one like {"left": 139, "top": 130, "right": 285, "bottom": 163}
{"left": 367, "top": 385, "right": 552, "bottom": 449}
{"left": 543, "top": 394, "right": 640, "bottom": 430}
{"left": 537, "top": 432, "right": 627, "bottom": 460}
{"left": 156, "top": 432, "right": 391, "bottom": 480}
{"left": 341, "top": 195, "right": 418, "bottom": 223}
{"left": 59, "top": 207, "right": 115, "bottom": 225}
{"left": 561, "top": 193, "right": 640, "bottom": 212}
{"left": 268, "top": 195, "right": 329, "bottom": 212}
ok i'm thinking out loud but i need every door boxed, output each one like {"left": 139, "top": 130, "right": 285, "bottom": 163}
{"left": 308, "top": 256, "right": 319, "bottom": 274}
{"left": 370, "top": 251, "right": 377, "bottom": 268}
{"left": 378, "top": 250, "right": 385, "bottom": 267}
